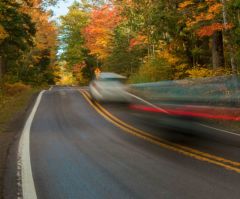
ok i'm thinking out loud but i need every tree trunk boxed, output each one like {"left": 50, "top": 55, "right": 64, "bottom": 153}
{"left": 0, "top": 56, "right": 3, "bottom": 82}
{"left": 221, "top": 0, "right": 238, "bottom": 74}
{"left": 212, "top": 31, "right": 225, "bottom": 69}
{"left": 231, "top": 54, "right": 238, "bottom": 74}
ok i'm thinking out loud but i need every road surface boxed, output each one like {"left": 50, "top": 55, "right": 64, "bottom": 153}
{"left": 6, "top": 86, "right": 240, "bottom": 199}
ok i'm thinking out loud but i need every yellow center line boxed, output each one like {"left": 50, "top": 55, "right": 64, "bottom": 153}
{"left": 80, "top": 90, "right": 240, "bottom": 173}
{"left": 83, "top": 91, "right": 240, "bottom": 167}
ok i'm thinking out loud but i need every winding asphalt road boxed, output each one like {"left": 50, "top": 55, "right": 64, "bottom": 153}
{"left": 10, "top": 86, "right": 240, "bottom": 198}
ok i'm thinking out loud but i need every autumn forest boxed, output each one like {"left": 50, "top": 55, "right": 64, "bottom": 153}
{"left": 1, "top": 0, "right": 240, "bottom": 86}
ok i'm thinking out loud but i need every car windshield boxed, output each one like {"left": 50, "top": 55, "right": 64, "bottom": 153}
{"left": 98, "top": 78, "right": 125, "bottom": 83}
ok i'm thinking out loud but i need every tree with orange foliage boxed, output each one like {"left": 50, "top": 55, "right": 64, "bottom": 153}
{"left": 178, "top": 0, "right": 233, "bottom": 69}
{"left": 129, "top": 35, "right": 148, "bottom": 50}
{"left": 83, "top": 5, "right": 121, "bottom": 60}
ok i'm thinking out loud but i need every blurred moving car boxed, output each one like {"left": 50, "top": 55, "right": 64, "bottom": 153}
{"left": 129, "top": 75, "right": 240, "bottom": 131}
{"left": 89, "top": 72, "right": 131, "bottom": 102}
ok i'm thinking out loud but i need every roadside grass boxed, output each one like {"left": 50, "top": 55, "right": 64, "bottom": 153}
{"left": 0, "top": 84, "right": 45, "bottom": 199}
{"left": 0, "top": 87, "right": 39, "bottom": 133}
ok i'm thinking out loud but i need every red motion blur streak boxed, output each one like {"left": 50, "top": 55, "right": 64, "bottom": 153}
{"left": 129, "top": 105, "right": 240, "bottom": 121}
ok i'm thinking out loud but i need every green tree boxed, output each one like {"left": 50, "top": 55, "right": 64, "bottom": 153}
{"left": 103, "top": 24, "right": 146, "bottom": 77}
{"left": 59, "top": 2, "right": 93, "bottom": 82}
{"left": 0, "top": 0, "right": 36, "bottom": 81}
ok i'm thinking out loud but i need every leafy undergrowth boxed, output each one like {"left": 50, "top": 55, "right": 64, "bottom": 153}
{"left": 0, "top": 83, "right": 39, "bottom": 133}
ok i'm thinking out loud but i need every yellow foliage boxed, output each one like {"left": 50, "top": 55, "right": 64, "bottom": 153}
{"left": 158, "top": 50, "right": 179, "bottom": 65}
{"left": 56, "top": 64, "right": 76, "bottom": 85}
{"left": 187, "top": 67, "right": 231, "bottom": 78}
{"left": 57, "top": 72, "right": 75, "bottom": 85}
{"left": 174, "top": 64, "right": 189, "bottom": 79}
{"left": 129, "top": 57, "right": 172, "bottom": 83}
{"left": 187, "top": 67, "right": 212, "bottom": 78}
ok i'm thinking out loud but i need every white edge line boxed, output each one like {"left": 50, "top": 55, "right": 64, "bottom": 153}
{"left": 18, "top": 90, "right": 45, "bottom": 199}
{"left": 198, "top": 123, "right": 240, "bottom": 137}
{"left": 126, "top": 92, "right": 169, "bottom": 114}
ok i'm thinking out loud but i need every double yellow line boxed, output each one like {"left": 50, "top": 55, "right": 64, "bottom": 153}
{"left": 81, "top": 90, "right": 240, "bottom": 174}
